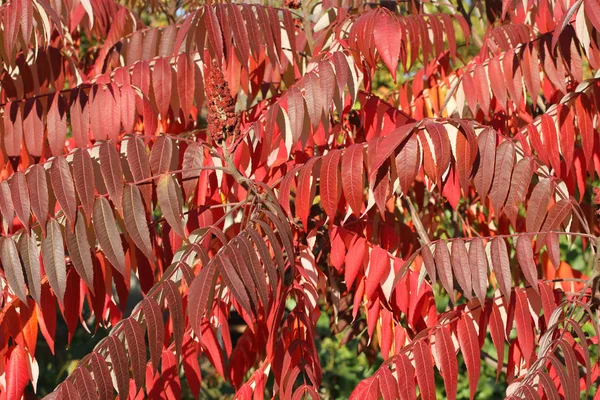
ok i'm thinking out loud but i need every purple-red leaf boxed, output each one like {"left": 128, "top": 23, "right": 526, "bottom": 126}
{"left": 457, "top": 314, "right": 481, "bottom": 400}
{"left": 0, "top": 237, "right": 27, "bottom": 303}
{"left": 434, "top": 326, "right": 457, "bottom": 400}
{"left": 99, "top": 141, "right": 124, "bottom": 212}
{"left": 50, "top": 157, "right": 77, "bottom": 230}
{"left": 490, "top": 237, "right": 512, "bottom": 301}
{"left": 515, "top": 236, "right": 539, "bottom": 292}
{"left": 72, "top": 149, "right": 96, "bottom": 221}
{"left": 42, "top": 219, "right": 66, "bottom": 304}
{"left": 157, "top": 174, "right": 186, "bottom": 239}
{"left": 451, "top": 239, "right": 472, "bottom": 300}
{"left": 93, "top": 197, "right": 126, "bottom": 276}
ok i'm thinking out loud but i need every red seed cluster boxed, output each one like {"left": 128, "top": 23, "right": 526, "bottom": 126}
{"left": 206, "top": 63, "right": 239, "bottom": 144}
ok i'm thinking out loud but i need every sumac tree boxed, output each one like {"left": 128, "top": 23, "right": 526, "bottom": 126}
{"left": 0, "top": 0, "right": 599, "bottom": 398}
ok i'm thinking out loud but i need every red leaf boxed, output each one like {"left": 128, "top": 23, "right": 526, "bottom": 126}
{"left": 421, "top": 244, "right": 437, "bottom": 286}
{"left": 107, "top": 336, "right": 129, "bottom": 400}
{"left": 119, "top": 83, "right": 137, "bottom": 134}
{"left": 585, "top": 0, "right": 600, "bottom": 36}
{"left": 90, "top": 352, "right": 112, "bottom": 400}
{"left": 218, "top": 252, "right": 254, "bottom": 317}
{"left": 123, "top": 318, "right": 146, "bottom": 389}
{"left": 548, "top": 355, "right": 576, "bottom": 400}
{"left": 345, "top": 236, "right": 366, "bottom": 289}
{"left": 157, "top": 174, "right": 186, "bottom": 239}
{"left": 0, "top": 237, "right": 27, "bottom": 302}
{"left": 304, "top": 73, "right": 322, "bottom": 129}
{"left": 162, "top": 349, "right": 181, "bottom": 399}
{"left": 93, "top": 197, "right": 126, "bottom": 276}
{"left": 42, "top": 219, "right": 67, "bottom": 304}
{"left": 473, "top": 128, "right": 496, "bottom": 201}
{"left": 26, "top": 164, "right": 49, "bottom": 235}
{"left": 454, "top": 123, "right": 477, "bottom": 191}
{"left": 23, "top": 98, "right": 44, "bottom": 156}
{"left": 368, "top": 124, "right": 415, "bottom": 182}
{"left": 188, "top": 263, "right": 218, "bottom": 337}
{"left": 514, "top": 289, "right": 535, "bottom": 366}
{"left": 474, "top": 64, "right": 490, "bottom": 116}
{"left": 521, "top": 45, "right": 540, "bottom": 106}
{"left": 536, "top": 371, "right": 560, "bottom": 400}
{"left": 182, "top": 142, "right": 204, "bottom": 201}
{"left": 295, "top": 158, "right": 318, "bottom": 228}
{"left": 320, "top": 150, "right": 341, "bottom": 221}
{"left": 469, "top": 237, "right": 488, "bottom": 304}
{"left": 18, "top": 233, "right": 41, "bottom": 305}
{"left": 374, "top": 10, "right": 400, "bottom": 80}
{"left": 488, "top": 140, "right": 515, "bottom": 213}
{"left": 124, "top": 135, "right": 152, "bottom": 208}
{"left": 413, "top": 340, "right": 435, "bottom": 400}
{"left": 286, "top": 87, "right": 305, "bottom": 145}
{"left": 540, "top": 114, "right": 560, "bottom": 176}
{"left": 10, "top": 172, "right": 30, "bottom": 231}
{"left": 489, "top": 302, "right": 505, "bottom": 381}
{"left": 72, "top": 149, "right": 96, "bottom": 221}
{"left": 47, "top": 94, "right": 67, "bottom": 156}
{"left": 378, "top": 367, "right": 398, "bottom": 399}
{"left": 37, "top": 283, "right": 56, "bottom": 354}
{"left": 461, "top": 71, "right": 478, "bottom": 115}
{"left": 366, "top": 246, "right": 389, "bottom": 299}
{"left": 490, "top": 237, "right": 512, "bottom": 301}
{"left": 504, "top": 158, "right": 533, "bottom": 226}
{"left": 526, "top": 178, "right": 553, "bottom": 234}
{"left": 558, "top": 105, "right": 575, "bottom": 175}
{"left": 182, "top": 334, "right": 202, "bottom": 398}
{"left": 434, "top": 326, "right": 457, "bottom": 400}
{"left": 342, "top": 144, "right": 365, "bottom": 216}
{"left": 451, "top": 239, "right": 472, "bottom": 300}
{"left": 6, "top": 346, "right": 29, "bottom": 400}
{"left": 576, "top": 94, "right": 594, "bottom": 168}
{"left": 99, "top": 141, "right": 124, "bottom": 212}
{"left": 176, "top": 55, "right": 195, "bottom": 118}
{"left": 488, "top": 57, "right": 507, "bottom": 109}
{"left": 515, "top": 236, "right": 539, "bottom": 292}
{"left": 457, "top": 314, "right": 481, "bottom": 400}
{"left": 161, "top": 280, "right": 184, "bottom": 356}
{"left": 536, "top": 198, "right": 572, "bottom": 252}
{"left": 150, "top": 135, "right": 173, "bottom": 176}
{"left": 538, "top": 282, "right": 557, "bottom": 326}
{"left": 395, "top": 353, "right": 416, "bottom": 400}
{"left": 350, "top": 377, "right": 378, "bottom": 400}
{"left": 435, "top": 241, "right": 455, "bottom": 302}
{"left": 153, "top": 58, "right": 172, "bottom": 119}
{"left": 204, "top": 7, "right": 224, "bottom": 64}
{"left": 50, "top": 157, "right": 77, "bottom": 230}
{"left": 72, "top": 367, "right": 96, "bottom": 400}
{"left": 142, "top": 297, "right": 165, "bottom": 371}
{"left": 123, "top": 184, "right": 153, "bottom": 260}
{"left": 395, "top": 134, "right": 420, "bottom": 195}
{"left": 227, "top": 5, "right": 250, "bottom": 68}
